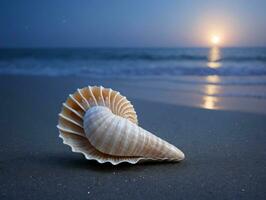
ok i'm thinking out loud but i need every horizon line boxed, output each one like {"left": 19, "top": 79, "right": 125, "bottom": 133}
{"left": 1, "top": 46, "right": 266, "bottom": 49}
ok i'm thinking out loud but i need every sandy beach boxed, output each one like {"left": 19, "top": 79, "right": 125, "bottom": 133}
{"left": 1, "top": 75, "right": 266, "bottom": 200}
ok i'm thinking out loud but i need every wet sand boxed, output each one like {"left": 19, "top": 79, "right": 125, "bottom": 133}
{"left": 0, "top": 75, "right": 266, "bottom": 200}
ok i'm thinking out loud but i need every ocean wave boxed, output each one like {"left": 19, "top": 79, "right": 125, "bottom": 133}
{"left": 166, "top": 78, "right": 266, "bottom": 86}
{"left": 1, "top": 48, "right": 266, "bottom": 62}
{"left": 1, "top": 48, "right": 266, "bottom": 87}
{"left": 1, "top": 61, "right": 266, "bottom": 80}
{"left": 0, "top": 51, "right": 207, "bottom": 61}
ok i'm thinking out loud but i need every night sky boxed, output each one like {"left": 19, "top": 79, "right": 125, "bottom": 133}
{"left": 1, "top": 0, "right": 266, "bottom": 48}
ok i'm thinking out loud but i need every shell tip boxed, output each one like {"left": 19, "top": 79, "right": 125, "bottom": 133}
{"left": 177, "top": 150, "right": 185, "bottom": 161}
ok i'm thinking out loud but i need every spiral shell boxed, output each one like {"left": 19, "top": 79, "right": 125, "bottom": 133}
{"left": 57, "top": 86, "right": 185, "bottom": 165}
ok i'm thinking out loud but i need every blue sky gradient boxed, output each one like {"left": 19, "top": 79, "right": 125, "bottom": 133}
{"left": 0, "top": 0, "right": 266, "bottom": 47}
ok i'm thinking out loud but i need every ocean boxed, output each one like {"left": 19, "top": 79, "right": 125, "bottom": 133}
{"left": 1, "top": 48, "right": 266, "bottom": 77}
{"left": 1, "top": 47, "right": 266, "bottom": 113}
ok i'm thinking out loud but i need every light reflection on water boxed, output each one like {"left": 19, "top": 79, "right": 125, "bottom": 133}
{"left": 201, "top": 76, "right": 221, "bottom": 109}
{"left": 201, "top": 47, "right": 222, "bottom": 110}
{"left": 207, "top": 47, "right": 221, "bottom": 68}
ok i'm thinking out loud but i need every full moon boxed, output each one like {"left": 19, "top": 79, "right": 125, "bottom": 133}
{"left": 211, "top": 35, "right": 221, "bottom": 45}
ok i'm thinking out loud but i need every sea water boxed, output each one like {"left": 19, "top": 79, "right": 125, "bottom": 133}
{"left": 1, "top": 48, "right": 266, "bottom": 113}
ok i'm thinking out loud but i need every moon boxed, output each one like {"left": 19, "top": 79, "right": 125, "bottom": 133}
{"left": 211, "top": 35, "right": 221, "bottom": 45}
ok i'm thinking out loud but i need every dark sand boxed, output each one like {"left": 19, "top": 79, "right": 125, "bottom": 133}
{"left": 1, "top": 75, "right": 266, "bottom": 200}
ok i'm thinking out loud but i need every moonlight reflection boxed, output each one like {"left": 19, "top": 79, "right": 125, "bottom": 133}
{"left": 201, "top": 47, "right": 222, "bottom": 110}
{"left": 201, "top": 76, "right": 221, "bottom": 110}
{"left": 207, "top": 47, "right": 221, "bottom": 68}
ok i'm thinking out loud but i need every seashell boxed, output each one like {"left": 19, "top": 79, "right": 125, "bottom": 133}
{"left": 57, "top": 86, "right": 185, "bottom": 165}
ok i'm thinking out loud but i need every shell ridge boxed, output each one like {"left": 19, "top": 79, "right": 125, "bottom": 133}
{"left": 84, "top": 106, "right": 108, "bottom": 126}
{"left": 123, "top": 110, "right": 136, "bottom": 116}
{"left": 134, "top": 126, "right": 147, "bottom": 155}
{"left": 141, "top": 130, "right": 152, "bottom": 157}
{"left": 118, "top": 101, "right": 130, "bottom": 115}
{"left": 69, "top": 94, "right": 86, "bottom": 112}
{"left": 142, "top": 130, "right": 151, "bottom": 156}
{"left": 118, "top": 117, "right": 133, "bottom": 155}
{"left": 58, "top": 117, "right": 84, "bottom": 134}
{"left": 131, "top": 125, "right": 146, "bottom": 156}
{"left": 155, "top": 138, "right": 165, "bottom": 158}
{"left": 59, "top": 132, "right": 145, "bottom": 165}
{"left": 115, "top": 97, "right": 126, "bottom": 115}
{"left": 107, "top": 89, "right": 112, "bottom": 109}
{"left": 99, "top": 86, "right": 105, "bottom": 106}
{"left": 125, "top": 115, "right": 137, "bottom": 124}
{"left": 157, "top": 140, "right": 167, "bottom": 158}
{"left": 57, "top": 125, "right": 85, "bottom": 138}
{"left": 108, "top": 117, "right": 127, "bottom": 155}
{"left": 142, "top": 129, "right": 157, "bottom": 157}
{"left": 61, "top": 131, "right": 181, "bottom": 164}
{"left": 125, "top": 122, "right": 139, "bottom": 156}
{"left": 120, "top": 104, "right": 133, "bottom": 113}
{"left": 88, "top": 115, "right": 114, "bottom": 149}
{"left": 91, "top": 113, "right": 121, "bottom": 155}
{"left": 112, "top": 92, "right": 119, "bottom": 114}
{"left": 59, "top": 131, "right": 142, "bottom": 161}
{"left": 77, "top": 88, "right": 90, "bottom": 109}
{"left": 84, "top": 111, "right": 111, "bottom": 140}
{"left": 88, "top": 86, "right": 98, "bottom": 106}
{"left": 63, "top": 103, "right": 83, "bottom": 119}
{"left": 60, "top": 107, "right": 83, "bottom": 125}
{"left": 85, "top": 113, "right": 113, "bottom": 146}
{"left": 59, "top": 113, "right": 83, "bottom": 128}
{"left": 123, "top": 107, "right": 135, "bottom": 117}
{"left": 115, "top": 96, "right": 126, "bottom": 115}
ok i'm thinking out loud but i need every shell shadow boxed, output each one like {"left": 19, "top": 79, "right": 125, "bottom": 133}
{"left": 36, "top": 152, "right": 181, "bottom": 172}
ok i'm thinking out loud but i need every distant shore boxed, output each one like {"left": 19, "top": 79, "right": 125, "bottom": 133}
{"left": 0, "top": 75, "right": 266, "bottom": 199}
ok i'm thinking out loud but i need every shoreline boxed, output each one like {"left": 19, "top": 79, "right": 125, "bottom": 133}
{"left": 1, "top": 74, "right": 266, "bottom": 199}
{"left": 1, "top": 74, "right": 266, "bottom": 115}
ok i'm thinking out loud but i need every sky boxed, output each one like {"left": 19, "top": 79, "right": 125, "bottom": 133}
{"left": 0, "top": 0, "right": 266, "bottom": 48}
